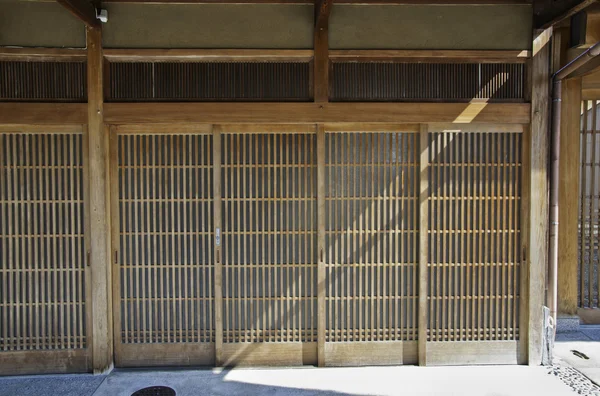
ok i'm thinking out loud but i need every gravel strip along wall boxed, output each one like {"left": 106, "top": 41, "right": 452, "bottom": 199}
{"left": 549, "top": 364, "right": 600, "bottom": 395}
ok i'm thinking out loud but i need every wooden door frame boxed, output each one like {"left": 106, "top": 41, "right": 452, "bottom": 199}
{"left": 0, "top": 125, "right": 91, "bottom": 375}
{"left": 109, "top": 124, "right": 216, "bottom": 367}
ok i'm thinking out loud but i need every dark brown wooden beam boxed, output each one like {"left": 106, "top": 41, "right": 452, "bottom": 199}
{"left": 57, "top": 0, "right": 99, "bottom": 27}
{"left": 539, "top": 0, "right": 598, "bottom": 30}
{"left": 99, "top": 0, "right": 531, "bottom": 4}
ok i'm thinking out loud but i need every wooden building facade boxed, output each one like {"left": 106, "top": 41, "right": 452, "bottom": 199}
{"left": 0, "top": 0, "right": 583, "bottom": 375}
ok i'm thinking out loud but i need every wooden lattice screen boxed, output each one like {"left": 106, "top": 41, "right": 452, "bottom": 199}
{"left": 425, "top": 130, "right": 523, "bottom": 364}
{"left": 221, "top": 129, "right": 318, "bottom": 365}
{"left": 106, "top": 124, "right": 526, "bottom": 368}
{"left": 113, "top": 132, "right": 215, "bottom": 367}
{"left": 580, "top": 100, "right": 600, "bottom": 308}
{"left": 0, "top": 131, "right": 89, "bottom": 374}
{"left": 323, "top": 130, "right": 419, "bottom": 365}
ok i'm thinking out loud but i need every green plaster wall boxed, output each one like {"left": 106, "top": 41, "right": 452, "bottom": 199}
{"left": 102, "top": 4, "right": 314, "bottom": 49}
{"left": 330, "top": 5, "right": 533, "bottom": 50}
{"left": 0, "top": 0, "right": 85, "bottom": 48}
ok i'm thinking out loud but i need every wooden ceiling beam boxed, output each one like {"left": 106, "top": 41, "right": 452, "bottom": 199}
{"left": 98, "top": 0, "right": 531, "bottom": 4}
{"left": 56, "top": 0, "right": 99, "bottom": 27}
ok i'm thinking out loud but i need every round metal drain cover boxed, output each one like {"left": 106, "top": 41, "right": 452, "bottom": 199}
{"left": 131, "top": 386, "right": 176, "bottom": 396}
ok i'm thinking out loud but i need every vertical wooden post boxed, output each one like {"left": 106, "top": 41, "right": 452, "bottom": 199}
{"left": 87, "top": 26, "right": 113, "bottom": 373}
{"left": 213, "top": 126, "right": 224, "bottom": 366}
{"left": 558, "top": 77, "right": 582, "bottom": 315}
{"left": 418, "top": 124, "right": 429, "bottom": 366}
{"left": 528, "top": 28, "right": 552, "bottom": 366}
{"left": 317, "top": 124, "right": 326, "bottom": 366}
{"left": 314, "top": 0, "right": 332, "bottom": 103}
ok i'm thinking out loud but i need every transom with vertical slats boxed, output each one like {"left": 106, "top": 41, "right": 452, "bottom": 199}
{"left": 0, "top": 61, "right": 87, "bottom": 102}
{"left": 108, "top": 62, "right": 311, "bottom": 102}
{"left": 331, "top": 63, "right": 525, "bottom": 102}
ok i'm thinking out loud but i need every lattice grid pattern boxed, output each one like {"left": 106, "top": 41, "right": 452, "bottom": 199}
{"left": 0, "top": 133, "right": 87, "bottom": 351}
{"left": 324, "top": 132, "right": 419, "bottom": 342}
{"left": 222, "top": 132, "right": 318, "bottom": 343}
{"left": 427, "top": 131, "right": 522, "bottom": 342}
{"left": 117, "top": 134, "right": 214, "bottom": 344}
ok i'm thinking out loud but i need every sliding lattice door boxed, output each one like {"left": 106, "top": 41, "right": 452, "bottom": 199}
{"left": 322, "top": 127, "right": 419, "bottom": 366}
{"left": 0, "top": 130, "right": 90, "bottom": 374}
{"left": 220, "top": 127, "right": 318, "bottom": 365}
{"left": 424, "top": 128, "right": 525, "bottom": 365}
{"left": 111, "top": 129, "right": 215, "bottom": 367}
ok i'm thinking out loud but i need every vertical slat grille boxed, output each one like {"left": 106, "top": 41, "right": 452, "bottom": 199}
{"left": 0, "top": 133, "right": 86, "bottom": 351}
{"left": 118, "top": 134, "right": 214, "bottom": 344}
{"left": 427, "top": 131, "right": 522, "bottom": 342}
{"left": 331, "top": 63, "right": 525, "bottom": 102}
{"left": 324, "top": 132, "right": 419, "bottom": 342}
{"left": 579, "top": 100, "right": 600, "bottom": 308}
{"left": 0, "top": 62, "right": 87, "bottom": 101}
{"left": 109, "top": 62, "right": 311, "bottom": 101}
{"left": 222, "top": 133, "right": 318, "bottom": 343}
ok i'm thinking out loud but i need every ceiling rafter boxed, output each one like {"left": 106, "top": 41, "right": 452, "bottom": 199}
{"left": 56, "top": 0, "right": 99, "bottom": 27}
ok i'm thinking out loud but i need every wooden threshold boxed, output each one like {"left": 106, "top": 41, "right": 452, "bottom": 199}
{"left": 221, "top": 342, "right": 317, "bottom": 367}
{"left": 0, "top": 47, "right": 87, "bottom": 62}
{"left": 103, "top": 102, "right": 531, "bottom": 124}
{"left": 0, "top": 349, "right": 90, "bottom": 375}
{"left": 426, "top": 341, "right": 522, "bottom": 365}
{"left": 324, "top": 341, "right": 417, "bottom": 367}
{"left": 115, "top": 343, "right": 216, "bottom": 367}
{"left": 103, "top": 49, "right": 314, "bottom": 62}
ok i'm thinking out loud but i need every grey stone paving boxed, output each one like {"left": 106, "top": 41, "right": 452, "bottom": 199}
{"left": 0, "top": 374, "right": 106, "bottom": 396}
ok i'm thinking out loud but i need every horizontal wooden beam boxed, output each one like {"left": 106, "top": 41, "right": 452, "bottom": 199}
{"left": 0, "top": 47, "right": 87, "bottom": 62}
{"left": 103, "top": 102, "right": 530, "bottom": 124}
{"left": 103, "top": 49, "right": 313, "bottom": 62}
{"left": 329, "top": 50, "right": 531, "bottom": 63}
{"left": 99, "top": 0, "right": 531, "bottom": 4}
{"left": 0, "top": 103, "right": 87, "bottom": 124}
{"left": 57, "top": 0, "right": 100, "bottom": 27}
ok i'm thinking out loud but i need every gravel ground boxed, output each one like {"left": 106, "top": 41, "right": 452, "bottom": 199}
{"left": 549, "top": 363, "right": 600, "bottom": 396}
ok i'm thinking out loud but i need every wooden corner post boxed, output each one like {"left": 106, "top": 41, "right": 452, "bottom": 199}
{"left": 558, "top": 77, "right": 582, "bottom": 316}
{"left": 528, "top": 28, "right": 552, "bottom": 366}
{"left": 87, "top": 26, "right": 113, "bottom": 373}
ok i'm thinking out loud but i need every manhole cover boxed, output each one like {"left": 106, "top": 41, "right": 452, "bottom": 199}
{"left": 131, "top": 386, "right": 176, "bottom": 396}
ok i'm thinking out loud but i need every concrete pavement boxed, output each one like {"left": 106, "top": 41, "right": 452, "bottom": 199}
{"left": 0, "top": 364, "right": 580, "bottom": 396}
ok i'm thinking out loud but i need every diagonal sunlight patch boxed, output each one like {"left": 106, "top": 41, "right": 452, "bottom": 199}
{"left": 453, "top": 72, "right": 510, "bottom": 123}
